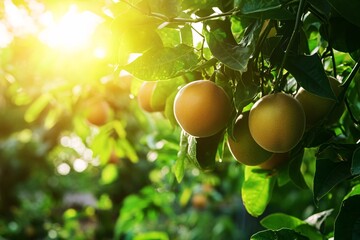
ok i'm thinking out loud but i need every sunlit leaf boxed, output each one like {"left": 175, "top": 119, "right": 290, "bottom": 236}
{"left": 242, "top": 166, "right": 276, "bottom": 217}
{"left": 124, "top": 44, "right": 200, "bottom": 80}
{"left": 250, "top": 228, "right": 309, "bottom": 240}
{"left": 101, "top": 164, "right": 118, "bottom": 184}
{"left": 24, "top": 94, "right": 51, "bottom": 122}
{"left": 134, "top": 231, "right": 169, "bottom": 240}
{"left": 261, "top": 213, "right": 324, "bottom": 240}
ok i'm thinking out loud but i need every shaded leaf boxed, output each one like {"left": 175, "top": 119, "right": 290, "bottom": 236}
{"left": 234, "top": 0, "right": 296, "bottom": 20}
{"left": 326, "top": 0, "right": 360, "bottom": 28}
{"left": 285, "top": 54, "right": 336, "bottom": 100}
{"left": 289, "top": 147, "right": 308, "bottom": 189}
{"left": 187, "top": 130, "right": 225, "bottom": 171}
{"left": 124, "top": 44, "right": 200, "bottom": 80}
{"left": 334, "top": 184, "right": 360, "bottom": 239}
{"left": 314, "top": 143, "right": 357, "bottom": 202}
{"left": 351, "top": 147, "right": 360, "bottom": 175}
{"left": 204, "top": 19, "right": 261, "bottom": 72}
{"left": 321, "top": 16, "right": 360, "bottom": 52}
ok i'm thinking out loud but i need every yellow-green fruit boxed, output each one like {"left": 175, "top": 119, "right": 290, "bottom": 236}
{"left": 227, "top": 112, "right": 272, "bottom": 166}
{"left": 295, "top": 76, "right": 344, "bottom": 127}
{"left": 249, "top": 93, "right": 306, "bottom": 153}
{"left": 86, "top": 99, "right": 111, "bottom": 126}
{"left": 137, "top": 81, "right": 165, "bottom": 112}
{"left": 173, "top": 80, "right": 232, "bottom": 138}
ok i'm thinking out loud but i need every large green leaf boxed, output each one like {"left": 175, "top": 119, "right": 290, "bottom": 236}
{"left": 204, "top": 19, "right": 261, "bottom": 72}
{"left": 261, "top": 213, "right": 303, "bottom": 230}
{"left": 334, "top": 184, "right": 360, "bottom": 239}
{"left": 313, "top": 143, "right": 357, "bottom": 202}
{"left": 326, "top": 0, "right": 360, "bottom": 28}
{"left": 241, "top": 167, "right": 276, "bottom": 217}
{"left": 321, "top": 16, "right": 360, "bottom": 53}
{"left": 261, "top": 213, "right": 324, "bottom": 240}
{"left": 234, "top": 0, "right": 296, "bottom": 20}
{"left": 250, "top": 228, "right": 309, "bottom": 240}
{"left": 124, "top": 44, "right": 200, "bottom": 80}
{"left": 285, "top": 54, "right": 336, "bottom": 100}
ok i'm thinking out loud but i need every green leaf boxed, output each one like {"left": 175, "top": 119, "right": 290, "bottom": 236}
{"left": 261, "top": 213, "right": 304, "bottom": 230}
{"left": 134, "top": 231, "right": 169, "bottom": 240}
{"left": 261, "top": 213, "right": 325, "bottom": 240}
{"left": 288, "top": 147, "right": 308, "bottom": 189}
{"left": 124, "top": 44, "right": 200, "bottom": 80}
{"left": 285, "top": 54, "right": 336, "bottom": 100}
{"left": 180, "top": 24, "right": 194, "bottom": 46}
{"left": 314, "top": 143, "right": 357, "bottom": 202}
{"left": 334, "top": 184, "right": 360, "bottom": 239}
{"left": 234, "top": 0, "right": 296, "bottom": 20}
{"left": 242, "top": 167, "right": 276, "bottom": 217}
{"left": 147, "top": 0, "right": 180, "bottom": 18}
{"left": 173, "top": 131, "right": 188, "bottom": 183}
{"left": 250, "top": 228, "right": 309, "bottom": 240}
{"left": 204, "top": 19, "right": 261, "bottom": 72}
{"left": 194, "top": 130, "right": 225, "bottom": 171}
{"left": 24, "top": 94, "right": 51, "bottom": 123}
{"left": 101, "top": 164, "right": 119, "bottom": 184}
{"left": 326, "top": 0, "right": 360, "bottom": 28}
{"left": 234, "top": 67, "right": 259, "bottom": 112}
{"left": 321, "top": 16, "right": 360, "bottom": 52}
{"left": 351, "top": 147, "right": 360, "bottom": 175}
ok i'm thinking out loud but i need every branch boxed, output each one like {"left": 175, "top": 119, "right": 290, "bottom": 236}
{"left": 274, "top": 0, "right": 307, "bottom": 92}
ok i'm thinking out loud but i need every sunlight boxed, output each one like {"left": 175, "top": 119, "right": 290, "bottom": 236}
{"left": 38, "top": 4, "right": 103, "bottom": 51}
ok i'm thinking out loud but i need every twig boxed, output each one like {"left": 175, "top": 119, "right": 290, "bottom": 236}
{"left": 274, "top": 0, "right": 307, "bottom": 92}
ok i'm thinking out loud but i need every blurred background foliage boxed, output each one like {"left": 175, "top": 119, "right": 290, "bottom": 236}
{"left": 0, "top": 0, "right": 360, "bottom": 240}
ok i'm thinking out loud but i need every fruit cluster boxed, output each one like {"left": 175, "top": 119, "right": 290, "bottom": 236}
{"left": 137, "top": 77, "right": 344, "bottom": 170}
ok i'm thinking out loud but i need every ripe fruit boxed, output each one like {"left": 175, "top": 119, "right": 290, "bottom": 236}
{"left": 259, "top": 152, "right": 289, "bottom": 170}
{"left": 295, "top": 76, "right": 345, "bottom": 127}
{"left": 228, "top": 112, "right": 272, "bottom": 166}
{"left": 137, "top": 81, "right": 165, "bottom": 112}
{"left": 173, "top": 80, "right": 232, "bottom": 138}
{"left": 191, "top": 193, "right": 207, "bottom": 209}
{"left": 249, "top": 93, "right": 305, "bottom": 153}
{"left": 86, "top": 99, "right": 111, "bottom": 126}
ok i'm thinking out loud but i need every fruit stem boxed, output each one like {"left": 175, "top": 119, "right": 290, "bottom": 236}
{"left": 274, "top": 0, "right": 306, "bottom": 93}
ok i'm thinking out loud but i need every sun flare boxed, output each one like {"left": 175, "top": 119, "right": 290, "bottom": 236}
{"left": 38, "top": 4, "right": 103, "bottom": 51}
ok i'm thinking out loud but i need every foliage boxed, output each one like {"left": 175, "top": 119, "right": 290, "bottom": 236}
{"left": 1, "top": 0, "right": 360, "bottom": 239}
